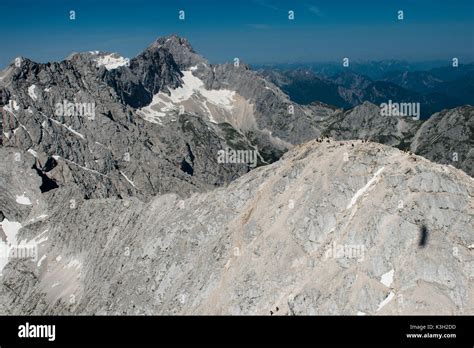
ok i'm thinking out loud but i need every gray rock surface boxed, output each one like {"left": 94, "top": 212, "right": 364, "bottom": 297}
{"left": 320, "top": 102, "right": 473, "bottom": 176}
{"left": 104, "top": 46, "right": 183, "bottom": 108}
{"left": 154, "top": 35, "right": 333, "bottom": 145}
{"left": 0, "top": 48, "right": 257, "bottom": 201}
{"left": 410, "top": 106, "right": 473, "bottom": 176}
{"left": 0, "top": 141, "right": 472, "bottom": 314}
{"left": 322, "top": 101, "right": 422, "bottom": 149}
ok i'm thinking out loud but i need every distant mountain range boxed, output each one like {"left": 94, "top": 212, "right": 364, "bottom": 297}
{"left": 254, "top": 60, "right": 470, "bottom": 79}
{"left": 258, "top": 62, "right": 474, "bottom": 119}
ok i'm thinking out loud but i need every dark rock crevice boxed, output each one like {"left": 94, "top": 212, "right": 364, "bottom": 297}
{"left": 32, "top": 163, "right": 59, "bottom": 193}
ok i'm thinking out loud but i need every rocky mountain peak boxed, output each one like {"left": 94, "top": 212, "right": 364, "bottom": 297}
{"left": 149, "top": 35, "right": 207, "bottom": 70}
{"left": 153, "top": 34, "right": 195, "bottom": 53}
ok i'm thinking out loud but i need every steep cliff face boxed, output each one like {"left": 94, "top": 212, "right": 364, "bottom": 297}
{"left": 321, "top": 101, "right": 422, "bottom": 149}
{"left": 410, "top": 106, "right": 474, "bottom": 176}
{"left": 152, "top": 35, "right": 335, "bottom": 145}
{"left": 103, "top": 46, "right": 183, "bottom": 108}
{"left": 0, "top": 141, "right": 472, "bottom": 315}
{"left": 0, "top": 43, "right": 260, "bottom": 201}
{"left": 320, "top": 102, "right": 473, "bottom": 176}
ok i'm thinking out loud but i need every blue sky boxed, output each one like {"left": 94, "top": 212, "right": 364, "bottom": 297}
{"left": 0, "top": 0, "right": 473, "bottom": 67}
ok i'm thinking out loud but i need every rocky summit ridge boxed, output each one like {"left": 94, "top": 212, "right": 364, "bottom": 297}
{"left": 0, "top": 140, "right": 472, "bottom": 314}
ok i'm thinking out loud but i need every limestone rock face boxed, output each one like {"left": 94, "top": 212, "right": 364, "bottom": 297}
{"left": 321, "top": 102, "right": 473, "bottom": 176}
{"left": 322, "top": 101, "right": 421, "bottom": 149}
{"left": 0, "top": 141, "right": 472, "bottom": 315}
{"left": 0, "top": 46, "right": 258, "bottom": 201}
{"left": 154, "top": 35, "right": 333, "bottom": 145}
{"left": 410, "top": 106, "right": 474, "bottom": 176}
{"left": 104, "top": 45, "right": 183, "bottom": 108}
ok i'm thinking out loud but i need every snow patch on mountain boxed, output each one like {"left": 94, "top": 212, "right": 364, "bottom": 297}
{"left": 120, "top": 171, "right": 136, "bottom": 188}
{"left": 95, "top": 54, "right": 128, "bottom": 71}
{"left": 347, "top": 166, "right": 385, "bottom": 210}
{"left": 37, "top": 255, "right": 47, "bottom": 267}
{"left": 0, "top": 219, "right": 22, "bottom": 246}
{"left": 27, "top": 149, "right": 38, "bottom": 158}
{"left": 138, "top": 70, "right": 237, "bottom": 124}
{"left": 16, "top": 193, "right": 32, "bottom": 205}
{"left": 49, "top": 119, "right": 85, "bottom": 139}
{"left": 380, "top": 269, "right": 395, "bottom": 287}
{"left": 377, "top": 291, "right": 395, "bottom": 312}
{"left": 28, "top": 85, "right": 38, "bottom": 101}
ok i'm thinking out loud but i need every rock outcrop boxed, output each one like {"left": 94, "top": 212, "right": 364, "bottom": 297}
{"left": 0, "top": 46, "right": 259, "bottom": 201}
{"left": 410, "top": 106, "right": 473, "bottom": 176}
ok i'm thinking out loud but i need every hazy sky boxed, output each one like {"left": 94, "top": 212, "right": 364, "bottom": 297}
{"left": 1, "top": 0, "right": 473, "bottom": 67}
